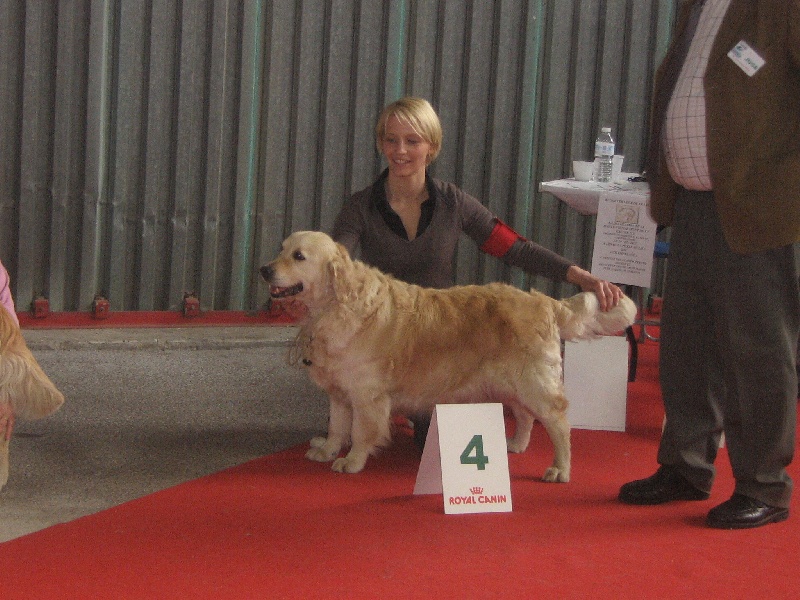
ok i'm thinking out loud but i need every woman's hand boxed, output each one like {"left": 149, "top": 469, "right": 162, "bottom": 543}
{"left": 566, "top": 266, "right": 624, "bottom": 311}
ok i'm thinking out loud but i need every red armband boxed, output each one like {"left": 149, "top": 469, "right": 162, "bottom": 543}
{"left": 480, "top": 219, "right": 522, "bottom": 258}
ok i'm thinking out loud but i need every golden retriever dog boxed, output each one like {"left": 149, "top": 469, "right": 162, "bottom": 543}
{"left": 262, "top": 231, "right": 636, "bottom": 482}
{"left": 0, "top": 306, "right": 65, "bottom": 490}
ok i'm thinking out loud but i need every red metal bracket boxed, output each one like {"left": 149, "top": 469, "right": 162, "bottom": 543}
{"left": 92, "top": 295, "right": 110, "bottom": 319}
{"left": 183, "top": 292, "right": 200, "bottom": 318}
{"left": 31, "top": 296, "right": 50, "bottom": 319}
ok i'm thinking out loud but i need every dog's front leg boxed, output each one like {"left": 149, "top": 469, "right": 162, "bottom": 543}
{"left": 306, "top": 395, "right": 351, "bottom": 463}
{"left": 332, "top": 394, "right": 391, "bottom": 474}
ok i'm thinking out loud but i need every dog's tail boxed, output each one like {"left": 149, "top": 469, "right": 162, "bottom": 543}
{"left": 554, "top": 292, "right": 636, "bottom": 341}
{"left": 0, "top": 306, "right": 65, "bottom": 420}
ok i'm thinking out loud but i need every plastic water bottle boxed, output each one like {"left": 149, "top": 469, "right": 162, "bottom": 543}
{"left": 594, "top": 127, "right": 615, "bottom": 183}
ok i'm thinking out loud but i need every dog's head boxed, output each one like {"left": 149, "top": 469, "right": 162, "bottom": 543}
{"left": 260, "top": 231, "right": 352, "bottom": 307}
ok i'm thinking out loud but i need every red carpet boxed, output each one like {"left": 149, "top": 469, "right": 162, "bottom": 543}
{"left": 1, "top": 340, "right": 798, "bottom": 599}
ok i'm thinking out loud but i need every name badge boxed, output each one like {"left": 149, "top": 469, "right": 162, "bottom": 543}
{"left": 727, "top": 40, "right": 765, "bottom": 77}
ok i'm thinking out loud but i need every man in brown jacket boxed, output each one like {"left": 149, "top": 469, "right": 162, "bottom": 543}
{"left": 619, "top": 0, "right": 800, "bottom": 529}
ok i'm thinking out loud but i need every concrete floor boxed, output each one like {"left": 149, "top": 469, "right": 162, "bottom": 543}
{"left": 0, "top": 325, "right": 328, "bottom": 542}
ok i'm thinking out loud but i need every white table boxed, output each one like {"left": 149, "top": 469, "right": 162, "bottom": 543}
{"left": 540, "top": 174, "right": 655, "bottom": 290}
{"left": 539, "top": 174, "right": 648, "bottom": 215}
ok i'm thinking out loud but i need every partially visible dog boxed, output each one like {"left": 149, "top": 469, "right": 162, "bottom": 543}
{"left": 262, "top": 231, "right": 636, "bottom": 482}
{"left": 0, "top": 305, "right": 65, "bottom": 490}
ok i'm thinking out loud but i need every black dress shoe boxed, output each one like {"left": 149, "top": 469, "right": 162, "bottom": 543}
{"left": 706, "top": 494, "right": 789, "bottom": 529}
{"left": 618, "top": 466, "right": 710, "bottom": 505}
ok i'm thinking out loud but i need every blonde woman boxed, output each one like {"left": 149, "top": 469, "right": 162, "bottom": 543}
{"left": 334, "top": 97, "right": 621, "bottom": 305}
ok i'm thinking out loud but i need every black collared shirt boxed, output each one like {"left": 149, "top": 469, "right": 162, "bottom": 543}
{"left": 372, "top": 169, "right": 436, "bottom": 240}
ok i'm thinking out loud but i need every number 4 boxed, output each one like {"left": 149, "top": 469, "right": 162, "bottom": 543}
{"left": 460, "top": 435, "right": 489, "bottom": 470}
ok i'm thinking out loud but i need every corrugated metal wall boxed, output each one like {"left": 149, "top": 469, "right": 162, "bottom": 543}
{"left": 0, "top": 0, "right": 676, "bottom": 313}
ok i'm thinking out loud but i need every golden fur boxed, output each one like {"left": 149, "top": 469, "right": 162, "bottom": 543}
{"left": 262, "top": 231, "right": 636, "bottom": 482}
{"left": 0, "top": 306, "right": 65, "bottom": 490}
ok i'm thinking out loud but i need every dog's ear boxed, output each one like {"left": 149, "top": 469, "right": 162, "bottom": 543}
{"left": 328, "top": 243, "right": 355, "bottom": 303}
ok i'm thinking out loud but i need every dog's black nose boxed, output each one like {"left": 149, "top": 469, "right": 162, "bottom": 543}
{"left": 260, "top": 265, "right": 274, "bottom": 282}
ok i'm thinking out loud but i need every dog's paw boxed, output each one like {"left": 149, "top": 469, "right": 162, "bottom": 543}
{"left": 542, "top": 466, "right": 570, "bottom": 483}
{"left": 306, "top": 443, "right": 339, "bottom": 463}
{"left": 306, "top": 447, "right": 337, "bottom": 462}
{"left": 331, "top": 452, "right": 367, "bottom": 474}
{"left": 309, "top": 436, "right": 327, "bottom": 449}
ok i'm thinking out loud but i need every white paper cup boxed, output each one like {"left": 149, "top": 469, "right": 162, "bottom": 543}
{"left": 572, "top": 160, "right": 595, "bottom": 181}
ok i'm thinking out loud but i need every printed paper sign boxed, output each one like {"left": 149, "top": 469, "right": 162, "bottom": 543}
{"left": 591, "top": 192, "right": 658, "bottom": 287}
{"left": 413, "top": 404, "right": 512, "bottom": 514}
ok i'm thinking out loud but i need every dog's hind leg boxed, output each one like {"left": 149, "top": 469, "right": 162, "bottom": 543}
{"left": 306, "top": 394, "right": 351, "bottom": 463}
{"left": 507, "top": 402, "right": 535, "bottom": 453}
{"left": 539, "top": 410, "right": 571, "bottom": 483}
{"left": 332, "top": 394, "right": 391, "bottom": 474}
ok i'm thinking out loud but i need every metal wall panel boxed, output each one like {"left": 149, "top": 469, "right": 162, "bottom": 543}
{"left": 0, "top": 0, "right": 676, "bottom": 313}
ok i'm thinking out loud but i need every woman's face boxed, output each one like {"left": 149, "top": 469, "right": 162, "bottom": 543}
{"left": 380, "top": 115, "right": 432, "bottom": 178}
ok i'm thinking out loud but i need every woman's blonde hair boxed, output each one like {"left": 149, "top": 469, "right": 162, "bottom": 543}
{"left": 375, "top": 97, "right": 443, "bottom": 165}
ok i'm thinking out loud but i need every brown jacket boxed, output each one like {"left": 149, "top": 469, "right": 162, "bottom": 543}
{"left": 648, "top": 0, "right": 800, "bottom": 254}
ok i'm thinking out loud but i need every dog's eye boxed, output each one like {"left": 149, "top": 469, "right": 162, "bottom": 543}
{"left": 292, "top": 250, "right": 305, "bottom": 261}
